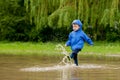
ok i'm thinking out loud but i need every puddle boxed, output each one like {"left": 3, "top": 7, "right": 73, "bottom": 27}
{"left": 0, "top": 55, "right": 120, "bottom": 80}
{"left": 0, "top": 44, "right": 120, "bottom": 80}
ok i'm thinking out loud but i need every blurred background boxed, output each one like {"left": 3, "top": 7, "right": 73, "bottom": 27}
{"left": 0, "top": 0, "right": 120, "bottom": 42}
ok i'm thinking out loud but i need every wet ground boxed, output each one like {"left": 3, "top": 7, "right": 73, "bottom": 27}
{"left": 0, "top": 55, "right": 120, "bottom": 80}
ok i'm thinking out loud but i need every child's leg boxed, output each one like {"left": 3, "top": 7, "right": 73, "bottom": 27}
{"left": 70, "top": 49, "right": 81, "bottom": 66}
{"left": 70, "top": 52, "right": 78, "bottom": 66}
{"left": 73, "top": 53, "right": 78, "bottom": 66}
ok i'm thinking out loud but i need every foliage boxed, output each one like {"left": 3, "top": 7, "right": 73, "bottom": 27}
{"left": 0, "top": 0, "right": 120, "bottom": 42}
{"left": 106, "top": 27, "right": 120, "bottom": 42}
{"left": 0, "top": 0, "right": 34, "bottom": 41}
{"left": 24, "top": 0, "right": 120, "bottom": 41}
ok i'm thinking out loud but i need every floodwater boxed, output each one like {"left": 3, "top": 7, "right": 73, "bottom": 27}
{"left": 0, "top": 55, "right": 120, "bottom": 80}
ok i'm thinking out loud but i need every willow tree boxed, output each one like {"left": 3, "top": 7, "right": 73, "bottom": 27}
{"left": 24, "top": 0, "right": 77, "bottom": 30}
{"left": 100, "top": 0, "right": 120, "bottom": 27}
{"left": 24, "top": 0, "right": 120, "bottom": 40}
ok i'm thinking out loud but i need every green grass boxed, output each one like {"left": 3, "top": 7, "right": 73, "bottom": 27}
{"left": 82, "top": 41, "right": 120, "bottom": 54}
{"left": 0, "top": 41, "right": 119, "bottom": 58}
{"left": 0, "top": 42, "right": 58, "bottom": 56}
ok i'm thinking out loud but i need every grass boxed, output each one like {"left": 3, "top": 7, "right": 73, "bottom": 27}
{"left": 82, "top": 41, "right": 120, "bottom": 54}
{"left": 0, "top": 41, "right": 57, "bottom": 56}
{"left": 0, "top": 41, "right": 120, "bottom": 58}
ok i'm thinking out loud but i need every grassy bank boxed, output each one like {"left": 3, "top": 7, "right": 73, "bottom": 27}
{"left": 0, "top": 41, "right": 120, "bottom": 59}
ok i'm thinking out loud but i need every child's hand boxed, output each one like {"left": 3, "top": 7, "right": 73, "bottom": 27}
{"left": 90, "top": 44, "right": 93, "bottom": 46}
{"left": 65, "top": 44, "right": 67, "bottom": 47}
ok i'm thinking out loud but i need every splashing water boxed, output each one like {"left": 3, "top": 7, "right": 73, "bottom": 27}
{"left": 56, "top": 44, "right": 68, "bottom": 55}
{"left": 56, "top": 44, "right": 72, "bottom": 65}
{"left": 20, "top": 44, "right": 109, "bottom": 72}
{"left": 20, "top": 64, "right": 72, "bottom": 72}
{"left": 20, "top": 64, "right": 105, "bottom": 72}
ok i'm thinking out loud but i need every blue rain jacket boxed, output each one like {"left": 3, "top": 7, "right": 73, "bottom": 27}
{"left": 66, "top": 20, "right": 93, "bottom": 51}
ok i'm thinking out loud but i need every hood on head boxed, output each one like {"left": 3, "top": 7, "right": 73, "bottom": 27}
{"left": 72, "top": 19, "right": 83, "bottom": 29}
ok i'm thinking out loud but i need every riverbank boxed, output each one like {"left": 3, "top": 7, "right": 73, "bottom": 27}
{"left": 0, "top": 41, "right": 120, "bottom": 60}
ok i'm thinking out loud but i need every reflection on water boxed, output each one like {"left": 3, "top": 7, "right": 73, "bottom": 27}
{"left": 60, "top": 65, "right": 81, "bottom": 80}
{"left": 0, "top": 55, "right": 120, "bottom": 80}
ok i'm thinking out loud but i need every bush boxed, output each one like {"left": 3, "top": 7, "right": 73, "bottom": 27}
{"left": 106, "top": 27, "right": 120, "bottom": 42}
{"left": 29, "top": 26, "right": 71, "bottom": 42}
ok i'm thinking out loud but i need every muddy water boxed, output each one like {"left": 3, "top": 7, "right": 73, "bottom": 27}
{"left": 0, "top": 55, "right": 120, "bottom": 80}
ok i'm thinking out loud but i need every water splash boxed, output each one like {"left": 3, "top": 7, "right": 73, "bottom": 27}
{"left": 20, "top": 64, "right": 70, "bottom": 72}
{"left": 21, "top": 65, "right": 63, "bottom": 72}
{"left": 56, "top": 44, "right": 68, "bottom": 56}
{"left": 20, "top": 64, "right": 105, "bottom": 72}
{"left": 20, "top": 44, "right": 111, "bottom": 72}
{"left": 56, "top": 44, "right": 72, "bottom": 65}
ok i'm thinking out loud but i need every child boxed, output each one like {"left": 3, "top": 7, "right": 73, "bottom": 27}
{"left": 65, "top": 19, "right": 93, "bottom": 66}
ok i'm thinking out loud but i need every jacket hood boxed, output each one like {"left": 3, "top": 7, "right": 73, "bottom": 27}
{"left": 72, "top": 20, "right": 82, "bottom": 30}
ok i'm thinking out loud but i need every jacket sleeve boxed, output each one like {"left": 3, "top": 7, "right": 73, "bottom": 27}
{"left": 66, "top": 33, "right": 71, "bottom": 46}
{"left": 82, "top": 32, "right": 94, "bottom": 45}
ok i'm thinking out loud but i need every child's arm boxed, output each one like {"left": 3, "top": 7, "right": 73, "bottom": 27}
{"left": 83, "top": 32, "right": 93, "bottom": 45}
{"left": 65, "top": 34, "right": 71, "bottom": 46}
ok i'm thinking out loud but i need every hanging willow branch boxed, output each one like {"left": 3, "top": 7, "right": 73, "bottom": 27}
{"left": 24, "top": 0, "right": 120, "bottom": 30}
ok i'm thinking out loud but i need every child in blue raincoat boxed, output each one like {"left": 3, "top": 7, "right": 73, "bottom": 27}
{"left": 65, "top": 19, "right": 93, "bottom": 66}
